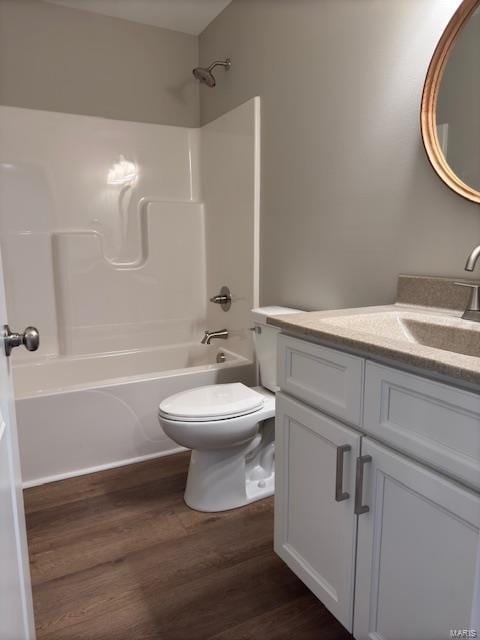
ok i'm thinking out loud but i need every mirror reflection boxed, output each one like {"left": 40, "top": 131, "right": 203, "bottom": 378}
{"left": 436, "top": 5, "right": 480, "bottom": 192}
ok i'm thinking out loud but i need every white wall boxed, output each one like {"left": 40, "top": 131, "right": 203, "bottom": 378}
{"left": 202, "top": 97, "right": 260, "bottom": 360}
{"left": 199, "top": 0, "right": 480, "bottom": 311}
{"left": 0, "top": 106, "right": 205, "bottom": 359}
{"left": 0, "top": 102, "right": 260, "bottom": 366}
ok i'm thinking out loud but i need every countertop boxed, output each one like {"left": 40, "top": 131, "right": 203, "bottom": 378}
{"left": 267, "top": 275, "right": 480, "bottom": 390}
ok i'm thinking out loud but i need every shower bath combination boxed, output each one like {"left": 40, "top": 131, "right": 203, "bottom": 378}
{"left": 193, "top": 58, "right": 231, "bottom": 87}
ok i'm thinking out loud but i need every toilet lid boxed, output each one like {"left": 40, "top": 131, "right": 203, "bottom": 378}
{"left": 158, "top": 383, "right": 265, "bottom": 422}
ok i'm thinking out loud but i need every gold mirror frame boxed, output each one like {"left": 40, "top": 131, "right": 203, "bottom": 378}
{"left": 421, "top": 0, "right": 480, "bottom": 204}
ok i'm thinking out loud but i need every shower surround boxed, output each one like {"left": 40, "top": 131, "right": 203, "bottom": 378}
{"left": 0, "top": 97, "right": 260, "bottom": 485}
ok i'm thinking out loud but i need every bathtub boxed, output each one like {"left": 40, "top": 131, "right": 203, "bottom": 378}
{"left": 14, "top": 344, "right": 255, "bottom": 486}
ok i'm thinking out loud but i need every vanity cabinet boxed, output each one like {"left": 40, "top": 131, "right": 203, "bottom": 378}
{"left": 275, "top": 334, "right": 480, "bottom": 639}
{"left": 275, "top": 392, "right": 361, "bottom": 630}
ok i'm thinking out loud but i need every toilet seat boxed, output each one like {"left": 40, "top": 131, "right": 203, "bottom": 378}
{"left": 158, "top": 383, "right": 265, "bottom": 422}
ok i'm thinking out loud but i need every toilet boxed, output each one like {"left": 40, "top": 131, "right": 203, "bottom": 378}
{"left": 158, "top": 306, "right": 300, "bottom": 512}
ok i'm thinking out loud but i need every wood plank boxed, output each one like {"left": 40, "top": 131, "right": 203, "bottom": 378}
{"left": 210, "top": 595, "right": 350, "bottom": 640}
{"left": 25, "top": 451, "right": 352, "bottom": 640}
{"left": 24, "top": 452, "right": 190, "bottom": 514}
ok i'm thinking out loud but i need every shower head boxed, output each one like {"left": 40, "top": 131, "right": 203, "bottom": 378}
{"left": 192, "top": 58, "right": 231, "bottom": 87}
{"left": 193, "top": 66, "right": 217, "bottom": 87}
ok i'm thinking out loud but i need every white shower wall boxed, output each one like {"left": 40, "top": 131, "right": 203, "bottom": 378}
{"left": 0, "top": 106, "right": 204, "bottom": 358}
{"left": 0, "top": 98, "right": 260, "bottom": 364}
{"left": 202, "top": 97, "right": 260, "bottom": 361}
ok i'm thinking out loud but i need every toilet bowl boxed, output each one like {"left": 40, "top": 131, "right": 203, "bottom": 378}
{"left": 159, "top": 384, "right": 275, "bottom": 511}
{"left": 157, "top": 306, "right": 300, "bottom": 512}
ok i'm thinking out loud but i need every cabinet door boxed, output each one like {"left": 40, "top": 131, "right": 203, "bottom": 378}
{"left": 275, "top": 392, "right": 361, "bottom": 631}
{"left": 354, "top": 437, "right": 480, "bottom": 640}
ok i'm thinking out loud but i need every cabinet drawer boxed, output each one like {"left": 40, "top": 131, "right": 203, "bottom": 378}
{"left": 277, "top": 334, "right": 364, "bottom": 425}
{"left": 364, "top": 361, "right": 480, "bottom": 490}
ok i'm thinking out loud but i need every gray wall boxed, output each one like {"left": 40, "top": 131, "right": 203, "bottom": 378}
{"left": 0, "top": 0, "right": 199, "bottom": 126}
{"left": 199, "top": 0, "right": 480, "bottom": 310}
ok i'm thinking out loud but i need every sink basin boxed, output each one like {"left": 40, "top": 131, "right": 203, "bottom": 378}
{"left": 320, "top": 310, "right": 480, "bottom": 358}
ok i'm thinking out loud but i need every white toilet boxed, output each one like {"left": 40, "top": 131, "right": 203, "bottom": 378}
{"left": 158, "top": 306, "right": 299, "bottom": 512}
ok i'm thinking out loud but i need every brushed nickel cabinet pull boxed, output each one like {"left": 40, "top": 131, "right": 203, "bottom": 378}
{"left": 335, "top": 444, "right": 351, "bottom": 502}
{"left": 354, "top": 455, "right": 372, "bottom": 515}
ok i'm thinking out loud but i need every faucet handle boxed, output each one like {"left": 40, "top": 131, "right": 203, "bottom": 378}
{"left": 454, "top": 281, "right": 480, "bottom": 287}
{"left": 209, "top": 286, "right": 231, "bottom": 311}
{"left": 455, "top": 282, "right": 480, "bottom": 312}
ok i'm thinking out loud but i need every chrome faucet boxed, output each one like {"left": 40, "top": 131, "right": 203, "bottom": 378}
{"left": 455, "top": 245, "right": 480, "bottom": 322}
{"left": 201, "top": 329, "right": 229, "bottom": 345}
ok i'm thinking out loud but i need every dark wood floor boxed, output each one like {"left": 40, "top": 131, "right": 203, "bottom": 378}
{"left": 24, "top": 452, "right": 352, "bottom": 640}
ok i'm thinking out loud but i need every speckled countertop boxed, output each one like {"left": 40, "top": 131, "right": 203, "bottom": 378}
{"left": 267, "top": 275, "right": 480, "bottom": 389}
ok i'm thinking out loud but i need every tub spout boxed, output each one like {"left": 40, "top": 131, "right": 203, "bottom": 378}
{"left": 201, "top": 329, "right": 229, "bottom": 345}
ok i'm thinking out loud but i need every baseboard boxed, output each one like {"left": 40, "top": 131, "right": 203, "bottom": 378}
{"left": 22, "top": 446, "right": 189, "bottom": 489}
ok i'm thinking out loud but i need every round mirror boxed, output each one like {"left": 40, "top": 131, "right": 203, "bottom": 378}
{"left": 421, "top": 0, "right": 480, "bottom": 203}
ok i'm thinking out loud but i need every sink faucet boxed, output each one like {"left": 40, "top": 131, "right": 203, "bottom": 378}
{"left": 201, "top": 329, "right": 229, "bottom": 345}
{"left": 455, "top": 245, "right": 480, "bottom": 322}
{"left": 465, "top": 245, "right": 480, "bottom": 272}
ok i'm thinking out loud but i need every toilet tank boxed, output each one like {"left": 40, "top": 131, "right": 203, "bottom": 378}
{"left": 251, "top": 306, "right": 302, "bottom": 392}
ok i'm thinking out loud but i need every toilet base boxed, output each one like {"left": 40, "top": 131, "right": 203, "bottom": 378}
{"left": 184, "top": 418, "right": 275, "bottom": 512}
